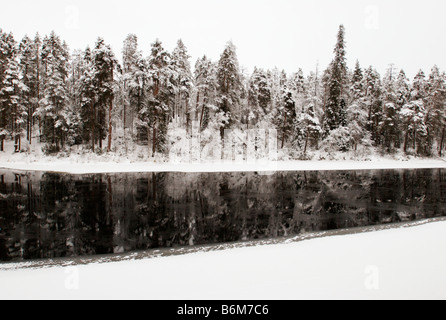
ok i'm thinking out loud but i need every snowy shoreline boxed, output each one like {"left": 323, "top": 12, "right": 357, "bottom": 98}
{"left": 1, "top": 217, "right": 445, "bottom": 271}
{"left": 1, "top": 218, "right": 446, "bottom": 299}
{"left": 1, "top": 158, "right": 446, "bottom": 174}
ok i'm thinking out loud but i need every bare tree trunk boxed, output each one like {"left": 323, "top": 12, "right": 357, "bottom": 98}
{"left": 14, "top": 135, "right": 18, "bottom": 153}
{"left": 152, "top": 127, "right": 157, "bottom": 157}
{"left": 413, "top": 130, "right": 416, "bottom": 151}
{"left": 304, "top": 130, "right": 309, "bottom": 154}
{"left": 281, "top": 113, "right": 287, "bottom": 149}
{"left": 404, "top": 130, "right": 409, "bottom": 153}
{"left": 0, "top": 137, "right": 4, "bottom": 152}
{"left": 440, "top": 125, "right": 445, "bottom": 157}
{"left": 91, "top": 101, "right": 95, "bottom": 152}
{"left": 195, "top": 92, "right": 200, "bottom": 122}
{"left": 147, "top": 127, "right": 151, "bottom": 155}
{"left": 186, "top": 94, "right": 191, "bottom": 138}
{"left": 200, "top": 104, "right": 205, "bottom": 132}
{"left": 27, "top": 102, "right": 31, "bottom": 143}
{"left": 107, "top": 98, "right": 113, "bottom": 153}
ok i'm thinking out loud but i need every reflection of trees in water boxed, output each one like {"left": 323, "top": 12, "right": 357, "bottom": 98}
{"left": 0, "top": 169, "right": 445, "bottom": 261}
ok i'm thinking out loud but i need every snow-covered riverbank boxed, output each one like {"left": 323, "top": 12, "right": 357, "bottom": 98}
{"left": 1, "top": 220, "right": 445, "bottom": 300}
{"left": 1, "top": 139, "right": 446, "bottom": 174}
{"left": 1, "top": 157, "right": 446, "bottom": 174}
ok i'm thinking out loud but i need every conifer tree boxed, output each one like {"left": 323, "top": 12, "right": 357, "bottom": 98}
{"left": 122, "top": 34, "right": 144, "bottom": 135}
{"left": 278, "top": 84, "right": 296, "bottom": 149}
{"left": 216, "top": 41, "right": 242, "bottom": 139}
{"left": 79, "top": 47, "right": 98, "bottom": 149}
{"left": 142, "top": 39, "right": 175, "bottom": 156}
{"left": 363, "top": 66, "right": 383, "bottom": 145}
{"left": 346, "top": 61, "right": 369, "bottom": 151}
{"left": 195, "top": 55, "right": 217, "bottom": 131}
{"left": 36, "top": 32, "right": 69, "bottom": 152}
{"left": 425, "top": 65, "right": 446, "bottom": 156}
{"left": 0, "top": 30, "right": 16, "bottom": 151}
{"left": 172, "top": 39, "right": 193, "bottom": 134}
{"left": 248, "top": 67, "right": 271, "bottom": 127}
{"left": 323, "top": 25, "right": 348, "bottom": 134}
{"left": 92, "top": 38, "right": 119, "bottom": 152}
{"left": 381, "top": 65, "right": 401, "bottom": 150}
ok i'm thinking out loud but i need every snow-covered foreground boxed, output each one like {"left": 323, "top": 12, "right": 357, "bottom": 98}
{"left": 1, "top": 220, "right": 445, "bottom": 300}
{"left": 1, "top": 158, "right": 446, "bottom": 174}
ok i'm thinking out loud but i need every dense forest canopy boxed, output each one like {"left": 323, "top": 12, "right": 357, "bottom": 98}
{"left": 0, "top": 25, "right": 445, "bottom": 159}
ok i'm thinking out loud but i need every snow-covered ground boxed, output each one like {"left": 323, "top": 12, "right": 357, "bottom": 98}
{"left": 1, "top": 220, "right": 445, "bottom": 300}
{"left": 1, "top": 158, "right": 446, "bottom": 174}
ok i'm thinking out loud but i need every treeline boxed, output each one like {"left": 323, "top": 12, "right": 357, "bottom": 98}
{"left": 0, "top": 25, "right": 445, "bottom": 158}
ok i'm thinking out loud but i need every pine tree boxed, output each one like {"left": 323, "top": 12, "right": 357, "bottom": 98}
{"left": 65, "top": 49, "right": 84, "bottom": 146}
{"left": 323, "top": 25, "right": 348, "bottom": 134}
{"left": 381, "top": 64, "right": 401, "bottom": 150}
{"left": 363, "top": 66, "right": 383, "bottom": 145}
{"left": 425, "top": 65, "right": 446, "bottom": 156}
{"left": 350, "top": 61, "right": 364, "bottom": 102}
{"left": 142, "top": 39, "right": 175, "bottom": 156}
{"left": 122, "top": 34, "right": 145, "bottom": 135}
{"left": 172, "top": 39, "right": 193, "bottom": 135}
{"left": 36, "top": 32, "right": 69, "bottom": 152}
{"left": 18, "top": 36, "right": 34, "bottom": 144}
{"left": 0, "top": 30, "right": 16, "bottom": 151}
{"left": 395, "top": 70, "right": 411, "bottom": 109}
{"left": 346, "top": 61, "right": 369, "bottom": 151}
{"left": 291, "top": 68, "right": 305, "bottom": 94}
{"left": 295, "top": 97, "right": 321, "bottom": 154}
{"left": 216, "top": 41, "right": 242, "bottom": 139}
{"left": 400, "top": 100, "right": 427, "bottom": 154}
{"left": 7, "top": 52, "right": 27, "bottom": 152}
{"left": 277, "top": 84, "right": 296, "bottom": 149}
{"left": 92, "top": 38, "right": 119, "bottom": 152}
{"left": 247, "top": 67, "right": 271, "bottom": 127}
{"left": 79, "top": 47, "right": 98, "bottom": 149}
{"left": 0, "top": 31, "right": 27, "bottom": 152}
{"left": 399, "top": 70, "right": 429, "bottom": 154}
{"left": 412, "top": 70, "right": 430, "bottom": 154}
{"left": 195, "top": 55, "right": 217, "bottom": 131}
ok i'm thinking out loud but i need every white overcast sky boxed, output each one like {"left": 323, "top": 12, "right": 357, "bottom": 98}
{"left": 1, "top": 0, "right": 445, "bottom": 79}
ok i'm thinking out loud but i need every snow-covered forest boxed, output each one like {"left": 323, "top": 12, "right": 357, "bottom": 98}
{"left": 1, "top": 25, "right": 445, "bottom": 161}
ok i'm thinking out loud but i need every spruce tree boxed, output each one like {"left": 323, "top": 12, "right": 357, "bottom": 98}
{"left": 323, "top": 25, "right": 348, "bottom": 134}
{"left": 381, "top": 65, "right": 401, "bottom": 150}
{"left": 278, "top": 84, "right": 296, "bottom": 149}
{"left": 92, "top": 38, "right": 119, "bottom": 152}
{"left": 142, "top": 39, "right": 175, "bottom": 156}
{"left": 122, "top": 34, "right": 144, "bottom": 135}
{"left": 172, "top": 39, "right": 193, "bottom": 134}
{"left": 0, "top": 30, "right": 15, "bottom": 151}
{"left": 216, "top": 41, "right": 242, "bottom": 139}
{"left": 195, "top": 55, "right": 217, "bottom": 131}
{"left": 79, "top": 47, "right": 98, "bottom": 149}
{"left": 363, "top": 66, "right": 383, "bottom": 145}
{"left": 247, "top": 67, "right": 271, "bottom": 127}
{"left": 425, "top": 66, "right": 446, "bottom": 156}
{"left": 37, "top": 31, "right": 69, "bottom": 152}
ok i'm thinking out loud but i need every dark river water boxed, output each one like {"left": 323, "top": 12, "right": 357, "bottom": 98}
{"left": 0, "top": 169, "right": 445, "bottom": 262}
